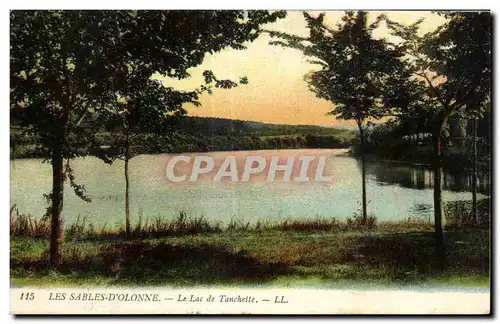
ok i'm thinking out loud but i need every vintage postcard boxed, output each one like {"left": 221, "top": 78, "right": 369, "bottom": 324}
{"left": 9, "top": 9, "right": 491, "bottom": 315}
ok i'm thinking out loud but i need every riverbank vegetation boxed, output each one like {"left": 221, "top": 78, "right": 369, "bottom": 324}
{"left": 10, "top": 9, "right": 491, "bottom": 285}
{"left": 269, "top": 11, "right": 491, "bottom": 271}
{"left": 10, "top": 198, "right": 490, "bottom": 239}
{"left": 10, "top": 198, "right": 490, "bottom": 287}
{"left": 11, "top": 219, "right": 489, "bottom": 287}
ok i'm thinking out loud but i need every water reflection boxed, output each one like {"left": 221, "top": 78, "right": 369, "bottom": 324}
{"left": 365, "top": 161, "right": 491, "bottom": 195}
{"left": 10, "top": 149, "right": 490, "bottom": 227}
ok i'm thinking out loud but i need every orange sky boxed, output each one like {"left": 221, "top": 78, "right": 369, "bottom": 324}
{"left": 155, "top": 11, "right": 447, "bottom": 128}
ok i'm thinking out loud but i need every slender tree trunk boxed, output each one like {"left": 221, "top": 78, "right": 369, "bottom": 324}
{"left": 433, "top": 130, "right": 445, "bottom": 270}
{"left": 124, "top": 139, "right": 131, "bottom": 237}
{"left": 472, "top": 118, "right": 478, "bottom": 225}
{"left": 358, "top": 123, "right": 367, "bottom": 225}
{"left": 49, "top": 139, "right": 64, "bottom": 266}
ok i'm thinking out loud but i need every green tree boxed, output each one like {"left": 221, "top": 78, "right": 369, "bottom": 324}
{"left": 10, "top": 10, "right": 286, "bottom": 265}
{"left": 428, "top": 12, "right": 492, "bottom": 224}
{"left": 384, "top": 11, "right": 491, "bottom": 267}
{"left": 97, "top": 72, "right": 247, "bottom": 237}
{"left": 269, "top": 11, "right": 409, "bottom": 224}
{"left": 96, "top": 77, "right": 198, "bottom": 237}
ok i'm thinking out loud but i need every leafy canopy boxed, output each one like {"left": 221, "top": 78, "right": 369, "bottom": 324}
{"left": 10, "top": 10, "right": 286, "bottom": 203}
{"left": 269, "top": 11, "right": 410, "bottom": 128}
{"left": 10, "top": 10, "right": 287, "bottom": 158}
{"left": 383, "top": 11, "right": 491, "bottom": 126}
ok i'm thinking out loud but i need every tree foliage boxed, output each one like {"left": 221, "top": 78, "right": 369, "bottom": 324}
{"left": 10, "top": 9, "right": 286, "bottom": 263}
{"left": 269, "top": 11, "right": 411, "bottom": 224}
{"left": 383, "top": 11, "right": 491, "bottom": 125}
{"left": 382, "top": 11, "right": 492, "bottom": 268}
{"left": 269, "top": 11, "right": 410, "bottom": 128}
{"left": 11, "top": 10, "right": 287, "bottom": 161}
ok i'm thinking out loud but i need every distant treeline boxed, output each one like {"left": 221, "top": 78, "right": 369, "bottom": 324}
{"left": 360, "top": 114, "right": 492, "bottom": 173}
{"left": 12, "top": 113, "right": 492, "bottom": 174}
{"left": 10, "top": 116, "right": 357, "bottom": 159}
{"left": 171, "top": 116, "right": 352, "bottom": 137}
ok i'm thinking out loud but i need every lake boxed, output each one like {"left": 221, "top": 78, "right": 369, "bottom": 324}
{"left": 10, "top": 149, "right": 490, "bottom": 228}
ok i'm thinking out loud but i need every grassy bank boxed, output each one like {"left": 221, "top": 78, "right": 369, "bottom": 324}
{"left": 10, "top": 213, "right": 490, "bottom": 288}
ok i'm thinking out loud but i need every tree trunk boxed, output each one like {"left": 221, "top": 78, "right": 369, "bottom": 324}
{"left": 472, "top": 118, "right": 478, "bottom": 224}
{"left": 358, "top": 123, "right": 368, "bottom": 225}
{"left": 124, "top": 153, "right": 131, "bottom": 237}
{"left": 49, "top": 140, "right": 64, "bottom": 266}
{"left": 433, "top": 131, "right": 445, "bottom": 270}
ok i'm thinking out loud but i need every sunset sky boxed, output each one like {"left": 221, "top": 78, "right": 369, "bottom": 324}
{"left": 156, "top": 11, "right": 447, "bottom": 128}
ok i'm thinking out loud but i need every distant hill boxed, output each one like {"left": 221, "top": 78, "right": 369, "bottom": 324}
{"left": 11, "top": 107, "right": 350, "bottom": 137}
{"left": 11, "top": 114, "right": 357, "bottom": 158}
{"left": 174, "top": 116, "right": 351, "bottom": 137}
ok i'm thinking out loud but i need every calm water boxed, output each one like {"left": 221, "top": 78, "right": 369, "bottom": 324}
{"left": 10, "top": 149, "right": 489, "bottom": 227}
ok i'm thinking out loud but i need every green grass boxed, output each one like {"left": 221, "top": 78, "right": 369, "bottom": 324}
{"left": 11, "top": 208, "right": 437, "bottom": 239}
{"left": 10, "top": 227, "right": 490, "bottom": 288}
